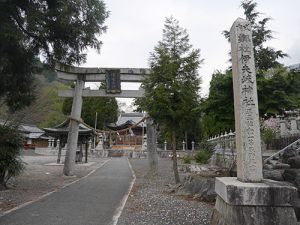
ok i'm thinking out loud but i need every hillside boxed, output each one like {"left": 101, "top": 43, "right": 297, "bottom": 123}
{"left": 0, "top": 70, "right": 70, "bottom": 128}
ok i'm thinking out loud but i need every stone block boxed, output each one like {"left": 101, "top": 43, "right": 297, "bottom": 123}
{"left": 292, "top": 198, "right": 300, "bottom": 221}
{"left": 215, "top": 177, "right": 297, "bottom": 206}
{"left": 211, "top": 196, "right": 297, "bottom": 225}
{"left": 212, "top": 177, "right": 298, "bottom": 225}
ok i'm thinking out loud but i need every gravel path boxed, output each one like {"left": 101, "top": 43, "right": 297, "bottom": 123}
{"left": 0, "top": 152, "right": 107, "bottom": 215}
{"left": 118, "top": 158, "right": 213, "bottom": 225}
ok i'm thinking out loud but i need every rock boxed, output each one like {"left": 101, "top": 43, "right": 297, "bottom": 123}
{"left": 178, "top": 164, "right": 190, "bottom": 173}
{"left": 282, "top": 169, "right": 300, "bottom": 183}
{"left": 273, "top": 163, "right": 290, "bottom": 169}
{"left": 264, "top": 164, "right": 274, "bottom": 170}
{"left": 282, "top": 148, "right": 297, "bottom": 163}
{"left": 295, "top": 174, "right": 300, "bottom": 187}
{"left": 269, "top": 159, "right": 279, "bottom": 165}
{"left": 263, "top": 170, "right": 283, "bottom": 181}
{"left": 166, "top": 183, "right": 183, "bottom": 193}
{"left": 288, "top": 156, "right": 300, "bottom": 169}
{"left": 182, "top": 175, "right": 216, "bottom": 202}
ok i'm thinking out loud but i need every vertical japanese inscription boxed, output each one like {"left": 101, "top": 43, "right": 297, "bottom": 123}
{"left": 106, "top": 70, "right": 121, "bottom": 94}
{"left": 230, "top": 18, "right": 263, "bottom": 182}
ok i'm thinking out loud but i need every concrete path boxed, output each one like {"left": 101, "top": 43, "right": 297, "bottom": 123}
{"left": 0, "top": 158, "right": 134, "bottom": 225}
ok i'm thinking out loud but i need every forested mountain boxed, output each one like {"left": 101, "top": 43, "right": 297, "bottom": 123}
{"left": 0, "top": 69, "right": 69, "bottom": 128}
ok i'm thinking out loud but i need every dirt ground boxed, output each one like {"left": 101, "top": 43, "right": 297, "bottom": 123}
{"left": 0, "top": 150, "right": 108, "bottom": 215}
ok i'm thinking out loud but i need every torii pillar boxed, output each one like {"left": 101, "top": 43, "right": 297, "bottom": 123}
{"left": 63, "top": 78, "right": 84, "bottom": 175}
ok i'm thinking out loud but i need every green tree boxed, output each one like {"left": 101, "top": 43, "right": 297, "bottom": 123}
{"left": 137, "top": 17, "right": 203, "bottom": 183}
{"left": 0, "top": 1, "right": 109, "bottom": 112}
{"left": 202, "top": 0, "right": 289, "bottom": 136}
{"left": 200, "top": 70, "right": 234, "bottom": 137}
{"left": 223, "top": 0, "right": 287, "bottom": 71}
{"left": 62, "top": 97, "right": 119, "bottom": 129}
{"left": 0, "top": 124, "right": 24, "bottom": 190}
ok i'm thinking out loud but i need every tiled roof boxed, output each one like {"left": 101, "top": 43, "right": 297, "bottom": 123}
{"left": 0, "top": 119, "right": 44, "bottom": 133}
{"left": 116, "top": 112, "right": 146, "bottom": 127}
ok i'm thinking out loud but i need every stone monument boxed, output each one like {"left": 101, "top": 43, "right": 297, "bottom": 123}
{"left": 211, "top": 18, "right": 297, "bottom": 225}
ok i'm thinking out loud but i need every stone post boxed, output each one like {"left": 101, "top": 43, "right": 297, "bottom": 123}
{"left": 182, "top": 140, "right": 185, "bottom": 151}
{"left": 192, "top": 141, "right": 195, "bottom": 151}
{"left": 57, "top": 139, "right": 62, "bottom": 164}
{"left": 63, "top": 78, "right": 84, "bottom": 176}
{"left": 56, "top": 139, "right": 60, "bottom": 150}
{"left": 146, "top": 117, "right": 158, "bottom": 176}
{"left": 48, "top": 138, "right": 51, "bottom": 148}
{"left": 280, "top": 120, "right": 288, "bottom": 137}
{"left": 88, "top": 139, "right": 92, "bottom": 152}
{"left": 290, "top": 117, "right": 299, "bottom": 135}
{"left": 164, "top": 140, "right": 167, "bottom": 151}
{"left": 51, "top": 138, "right": 55, "bottom": 148}
{"left": 211, "top": 18, "right": 297, "bottom": 225}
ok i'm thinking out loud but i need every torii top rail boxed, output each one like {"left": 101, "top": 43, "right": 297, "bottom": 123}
{"left": 56, "top": 65, "right": 151, "bottom": 98}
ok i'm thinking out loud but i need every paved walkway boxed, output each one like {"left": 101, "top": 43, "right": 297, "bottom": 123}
{"left": 0, "top": 158, "right": 134, "bottom": 225}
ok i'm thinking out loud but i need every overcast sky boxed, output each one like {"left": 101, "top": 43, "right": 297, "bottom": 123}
{"left": 83, "top": 0, "right": 300, "bottom": 109}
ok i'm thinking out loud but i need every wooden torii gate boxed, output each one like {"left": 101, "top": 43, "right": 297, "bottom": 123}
{"left": 56, "top": 65, "right": 158, "bottom": 176}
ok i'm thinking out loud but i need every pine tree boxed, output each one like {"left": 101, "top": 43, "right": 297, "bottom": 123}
{"left": 138, "top": 17, "right": 203, "bottom": 183}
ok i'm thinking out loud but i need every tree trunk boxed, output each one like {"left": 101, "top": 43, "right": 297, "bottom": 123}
{"left": 172, "top": 129, "right": 180, "bottom": 183}
{"left": 185, "top": 131, "right": 188, "bottom": 150}
{"left": 0, "top": 172, "right": 8, "bottom": 190}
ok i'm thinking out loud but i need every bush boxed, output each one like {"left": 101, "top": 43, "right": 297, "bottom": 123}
{"left": 181, "top": 155, "right": 192, "bottom": 164}
{"left": 194, "top": 149, "right": 213, "bottom": 164}
{"left": 0, "top": 124, "right": 24, "bottom": 190}
{"left": 261, "top": 128, "right": 276, "bottom": 145}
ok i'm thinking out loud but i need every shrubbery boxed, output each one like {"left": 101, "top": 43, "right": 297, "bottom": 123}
{"left": 181, "top": 155, "right": 192, "bottom": 164}
{"left": 0, "top": 124, "right": 24, "bottom": 190}
{"left": 194, "top": 150, "right": 212, "bottom": 164}
{"left": 194, "top": 141, "right": 214, "bottom": 164}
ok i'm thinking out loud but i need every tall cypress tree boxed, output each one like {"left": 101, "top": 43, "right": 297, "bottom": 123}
{"left": 138, "top": 17, "right": 203, "bottom": 183}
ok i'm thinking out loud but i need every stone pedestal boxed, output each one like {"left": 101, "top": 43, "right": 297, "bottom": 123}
{"left": 211, "top": 177, "right": 298, "bottom": 225}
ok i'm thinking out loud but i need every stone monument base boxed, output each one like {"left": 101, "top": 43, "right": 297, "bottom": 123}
{"left": 211, "top": 177, "right": 298, "bottom": 225}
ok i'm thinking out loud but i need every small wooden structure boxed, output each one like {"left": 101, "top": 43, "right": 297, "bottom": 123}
{"left": 44, "top": 118, "right": 94, "bottom": 163}
{"left": 0, "top": 119, "right": 49, "bottom": 149}
{"left": 106, "top": 112, "right": 146, "bottom": 147}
